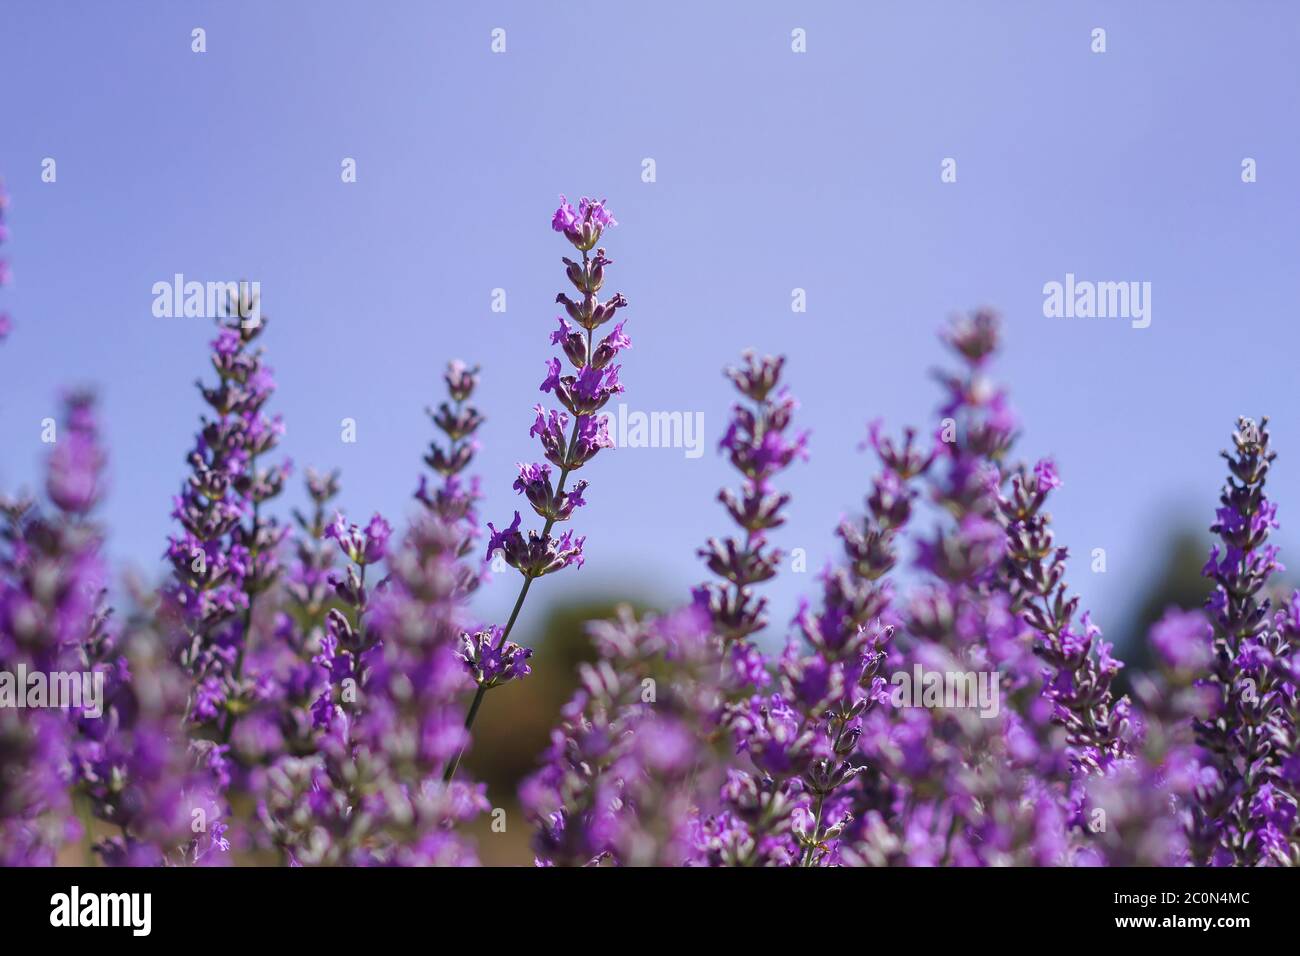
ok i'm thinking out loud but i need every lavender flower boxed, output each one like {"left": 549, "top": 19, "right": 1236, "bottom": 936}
{"left": 417, "top": 361, "right": 485, "bottom": 533}
{"left": 259, "top": 364, "right": 490, "bottom": 865}
{"left": 262, "top": 514, "right": 488, "bottom": 865}
{"left": 696, "top": 353, "right": 818, "bottom": 864}
{"left": 458, "top": 627, "right": 533, "bottom": 688}
{"left": 840, "top": 318, "right": 1040, "bottom": 865}
{"left": 324, "top": 512, "right": 392, "bottom": 566}
{"left": 0, "top": 395, "right": 109, "bottom": 863}
{"left": 695, "top": 353, "right": 807, "bottom": 647}
{"left": 443, "top": 194, "right": 628, "bottom": 783}
{"left": 74, "top": 610, "right": 231, "bottom": 867}
{"left": 526, "top": 353, "right": 814, "bottom": 867}
{"left": 770, "top": 419, "right": 931, "bottom": 866}
{"left": 266, "top": 468, "right": 340, "bottom": 758}
{"left": 551, "top": 195, "right": 618, "bottom": 251}
{"left": 1, "top": 394, "right": 227, "bottom": 866}
{"left": 160, "top": 298, "right": 293, "bottom": 862}
{"left": 1191, "top": 418, "right": 1299, "bottom": 865}
{"left": 1000, "top": 456, "right": 1132, "bottom": 772}
{"left": 523, "top": 605, "right": 724, "bottom": 866}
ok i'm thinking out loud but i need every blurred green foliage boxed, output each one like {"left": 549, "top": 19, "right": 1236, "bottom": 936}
{"left": 1113, "top": 528, "right": 1212, "bottom": 695}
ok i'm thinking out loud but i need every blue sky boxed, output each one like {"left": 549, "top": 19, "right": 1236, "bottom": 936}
{"left": 2, "top": 1, "right": 1298, "bottom": 656}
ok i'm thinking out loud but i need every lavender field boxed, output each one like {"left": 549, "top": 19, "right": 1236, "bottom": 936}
{"left": 1, "top": 2, "right": 1297, "bottom": 879}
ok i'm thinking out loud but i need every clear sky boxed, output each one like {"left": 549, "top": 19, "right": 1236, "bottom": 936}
{"left": 2, "top": 1, "right": 1298, "bottom": 657}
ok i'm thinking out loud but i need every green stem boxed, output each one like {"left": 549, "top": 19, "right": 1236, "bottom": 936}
{"left": 801, "top": 791, "right": 826, "bottom": 867}
{"left": 800, "top": 718, "right": 845, "bottom": 867}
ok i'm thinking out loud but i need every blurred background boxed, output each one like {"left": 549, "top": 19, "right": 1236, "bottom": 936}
{"left": 3, "top": 2, "right": 1298, "bottom": 863}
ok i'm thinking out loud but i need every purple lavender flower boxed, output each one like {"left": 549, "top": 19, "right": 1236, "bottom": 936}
{"left": 161, "top": 298, "right": 292, "bottom": 860}
{"left": 1000, "top": 455, "right": 1132, "bottom": 773}
{"left": 1150, "top": 608, "right": 1214, "bottom": 673}
{"left": 523, "top": 605, "right": 723, "bottom": 866}
{"left": 74, "top": 633, "right": 231, "bottom": 867}
{"left": 1190, "top": 418, "right": 1299, "bottom": 865}
{"left": 551, "top": 195, "right": 617, "bottom": 251}
{"left": 485, "top": 511, "right": 586, "bottom": 576}
{"left": 444, "top": 195, "right": 629, "bottom": 783}
{"left": 0, "top": 394, "right": 108, "bottom": 863}
{"left": 458, "top": 626, "right": 533, "bottom": 688}
{"left": 418, "top": 361, "right": 485, "bottom": 530}
{"left": 263, "top": 513, "right": 488, "bottom": 865}
{"left": 324, "top": 512, "right": 391, "bottom": 566}
{"left": 2, "top": 395, "right": 227, "bottom": 866}
{"left": 695, "top": 353, "right": 807, "bottom": 647}
{"left": 767, "top": 417, "right": 934, "bottom": 866}
{"left": 513, "top": 462, "right": 588, "bottom": 523}
{"left": 526, "top": 353, "right": 816, "bottom": 867}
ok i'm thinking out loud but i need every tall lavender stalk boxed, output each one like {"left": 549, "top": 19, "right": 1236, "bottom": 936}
{"left": 1193, "top": 417, "right": 1299, "bottom": 864}
{"left": 695, "top": 354, "right": 813, "bottom": 865}
{"left": 417, "top": 361, "right": 484, "bottom": 535}
{"left": 852, "top": 314, "right": 1041, "bottom": 865}
{"left": 442, "top": 196, "right": 628, "bottom": 782}
{"left": 774, "top": 425, "right": 930, "bottom": 867}
{"left": 165, "top": 299, "right": 289, "bottom": 810}
{"left": 696, "top": 354, "right": 805, "bottom": 649}
{"left": 1000, "top": 463, "right": 1131, "bottom": 775}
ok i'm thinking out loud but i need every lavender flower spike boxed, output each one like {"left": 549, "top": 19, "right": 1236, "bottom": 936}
{"left": 443, "top": 194, "right": 627, "bottom": 783}
{"left": 1192, "top": 417, "right": 1299, "bottom": 865}
{"left": 163, "top": 295, "right": 290, "bottom": 825}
